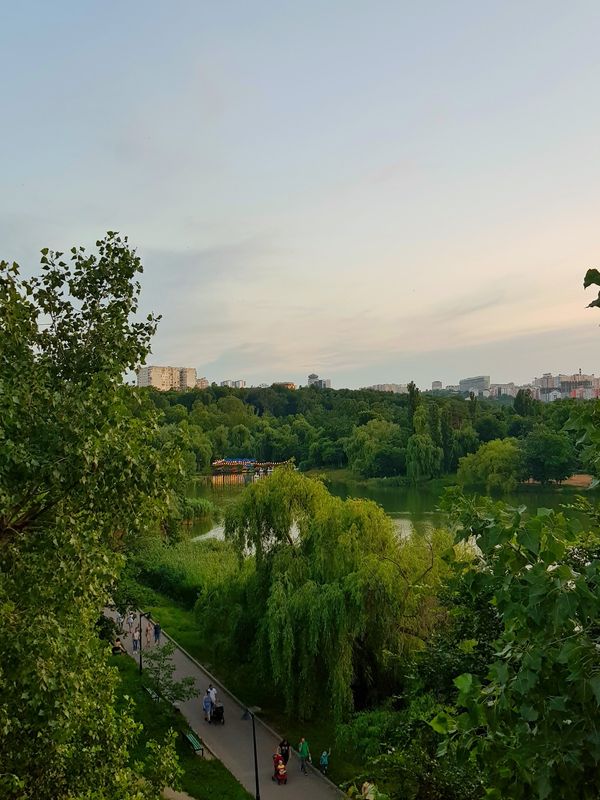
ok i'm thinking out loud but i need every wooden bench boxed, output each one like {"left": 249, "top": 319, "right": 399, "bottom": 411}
{"left": 184, "top": 730, "right": 204, "bottom": 757}
{"left": 144, "top": 686, "right": 160, "bottom": 703}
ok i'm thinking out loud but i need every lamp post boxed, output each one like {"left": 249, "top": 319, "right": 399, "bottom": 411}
{"left": 242, "top": 707, "right": 261, "bottom": 800}
{"left": 138, "top": 610, "right": 151, "bottom": 675}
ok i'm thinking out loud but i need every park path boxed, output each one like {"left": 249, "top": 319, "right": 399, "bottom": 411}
{"left": 111, "top": 611, "right": 343, "bottom": 800}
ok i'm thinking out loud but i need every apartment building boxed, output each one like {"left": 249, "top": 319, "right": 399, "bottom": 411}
{"left": 137, "top": 365, "right": 197, "bottom": 391}
{"left": 307, "top": 373, "right": 331, "bottom": 389}
{"left": 196, "top": 376, "right": 209, "bottom": 390}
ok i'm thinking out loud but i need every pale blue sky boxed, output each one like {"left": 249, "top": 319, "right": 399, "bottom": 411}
{"left": 2, "top": 1, "right": 600, "bottom": 387}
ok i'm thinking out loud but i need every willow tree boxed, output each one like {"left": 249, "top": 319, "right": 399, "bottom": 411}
{"left": 225, "top": 469, "right": 450, "bottom": 719}
{"left": 0, "top": 235, "right": 183, "bottom": 799}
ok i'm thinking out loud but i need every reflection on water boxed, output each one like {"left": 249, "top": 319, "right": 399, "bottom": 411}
{"left": 189, "top": 476, "right": 586, "bottom": 541}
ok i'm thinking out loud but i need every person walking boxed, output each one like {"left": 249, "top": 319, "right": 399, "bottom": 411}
{"left": 145, "top": 620, "right": 152, "bottom": 647}
{"left": 319, "top": 748, "right": 331, "bottom": 775}
{"left": 298, "top": 737, "right": 311, "bottom": 774}
{"left": 127, "top": 612, "right": 135, "bottom": 633}
{"left": 208, "top": 684, "right": 217, "bottom": 713}
{"left": 115, "top": 612, "right": 124, "bottom": 633}
{"left": 279, "top": 737, "right": 291, "bottom": 766}
{"left": 202, "top": 690, "right": 212, "bottom": 722}
{"left": 153, "top": 621, "right": 161, "bottom": 645}
{"left": 132, "top": 626, "right": 140, "bottom": 652}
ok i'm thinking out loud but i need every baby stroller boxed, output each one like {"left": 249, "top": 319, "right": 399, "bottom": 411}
{"left": 272, "top": 753, "right": 288, "bottom": 785}
{"left": 211, "top": 702, "right": 225, "bottom": 724}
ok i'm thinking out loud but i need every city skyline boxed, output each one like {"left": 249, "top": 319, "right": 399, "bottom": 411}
{"left": 2, "top": 3, "right": 600, "bottom": 387}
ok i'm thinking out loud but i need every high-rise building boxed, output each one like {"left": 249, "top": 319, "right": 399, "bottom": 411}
{"left": 137, "top": 365, "right": 197, "bottom": 391}
{"left": 220, "top": 380, "right": 233, "bottom": 388}
{"left": 307, "top": 373, "right": 331, "bottom": 389}
{"left": 459, "top": 375, "right": 490, "bottom": 394}
{"left": 431, "top": 381, "right": 443, "bottom": 391}
{"left": 196, "top": 376, "right": 209, "bottom": 390}
{"left": 232, "top": 379, "right": 246, "bottom": 389}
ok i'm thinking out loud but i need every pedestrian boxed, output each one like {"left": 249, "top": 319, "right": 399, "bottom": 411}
{"left": 153, "top": 621, "right": 161, "bottom": 645}
{"left": 319, "top": 748, "right": 331, "bottom": 775}
{"left": 115, "top": 612, "right": 123, "bottom": 632}
{"left": 278, "top": 737, "right": 290, "bottom": 766}
{"left": 145, "top": 621, "right": 152, "bottom": 646}
{"left": 111, "top": 637, "right": 126, "bottom": 656}
{"left": 132, "top": 626, "right": 140, "bottom": 652}
{"left": 208, "top": 684, "right": 217, "bottom": 712}
{"left": 127, "top": 612, "right": 135, "bottom": 632}
{"left": 298, "top": 737, "right": 311, "bottom": 774}
{"left": 202, "top": 690, "right": 212, "bottom": 722}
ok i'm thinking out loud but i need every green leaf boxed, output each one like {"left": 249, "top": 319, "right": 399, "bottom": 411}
{"left": 429, "top": 711, "right": 457, "bottom": 735}
{"left": 583, "top": 267, "right": 600, "bottom": 288}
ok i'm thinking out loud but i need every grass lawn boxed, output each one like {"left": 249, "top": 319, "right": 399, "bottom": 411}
{"left": 133, "top": 583, "right": 363, "bottom": 787}
{"left": 111, "top": 655, "right": 252, "bottom": 800}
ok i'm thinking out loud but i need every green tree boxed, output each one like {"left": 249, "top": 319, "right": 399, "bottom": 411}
{"left": 406, "top": 433, "right": 443, "bottom": 483}
{"left": 345, "top": 419, "right": 407, "bottom": 478}
{"left": 513, "top": 388, "right": 536, "bottom": 416}
{"left": 224, "top": 469, "right": 449, "bottom": 719}
{"left": 474, "top": 413, "right": 507, "bottom": 443}
{"left": 523, "top": 426, "right": 575, "bottom": 484}
{"left": 407, "top": 380, "right": 421, "bottom": 430}
{"left": 0, "top": 235, "right": 182, "bottom": 799}
{"left": 457, "top": 438, "right": 524, "bottom": 493}
{"left": 437, "top": 493, "right": 600, "bottom": 800}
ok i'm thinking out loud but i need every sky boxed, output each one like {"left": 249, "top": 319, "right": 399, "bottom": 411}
{"left": 2, "top": 1, "right": 600, "bottom": 389}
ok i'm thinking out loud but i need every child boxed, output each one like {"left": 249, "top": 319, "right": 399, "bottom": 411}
{"left": 319, "top": 749, "right": 331, "bottom": 775}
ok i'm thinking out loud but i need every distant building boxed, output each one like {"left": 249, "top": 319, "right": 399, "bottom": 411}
{"left": 459, "top": 375, "right": 490, "bottom": 394}
{"left": 533, "top": 370, "right": 599, "bottom": 402}
{"left": 220, "top": 380, "right": 233, "bottom": 388}
{"left": 196, "top": 376, "right": 209, "bottom": 390}
{"left": 258, "top": 383, "right": 269, "bottom": 388}
{"left": 490, "top": 382, "right": 518, "bottom": 398}
{"left": 232, "top": 380, "right": 246, "bottom": 389}
{"left": 365, "top": 383, "right": 408, "bottom": 394}
{"left": 445, "top": 384, "right": 460, "bottom": 392}
{"left": 137, "top": 365, "right": 197, "bottom": 392}
{"left": 307, "top": 373, "right": 331, "bottom": 389}
{"left": 431, "top": 381, "right": 443, "bottom": 391}
{"left": 273, "top": 382, "right": 296, "bottom": 390}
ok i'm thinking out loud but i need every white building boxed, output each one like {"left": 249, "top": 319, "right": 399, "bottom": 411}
{"left": 137, "top": 365, "right": 197, "bottom": 392}
{"left": 232, "top": 379, "right": 246, "bottom": 389}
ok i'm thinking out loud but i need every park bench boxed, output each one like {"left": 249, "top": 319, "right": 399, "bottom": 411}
{"left": 184, "top": 729, "right": 204, "bottom": 757}
{"left": 144, "top": 686, "right": 160, "bottom": 703}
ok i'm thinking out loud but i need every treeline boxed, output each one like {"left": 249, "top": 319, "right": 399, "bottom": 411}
{"left": 143, "top": 382, "right": 584, "bottom": 484}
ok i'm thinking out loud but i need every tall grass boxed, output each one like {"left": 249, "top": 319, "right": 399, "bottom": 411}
{"left": 135, "top": 538, "right": 240, "bottom": 608}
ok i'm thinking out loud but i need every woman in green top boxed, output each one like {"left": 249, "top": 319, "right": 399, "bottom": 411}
{"left": 298, "top": 737, "right": 311, "bottom": 774}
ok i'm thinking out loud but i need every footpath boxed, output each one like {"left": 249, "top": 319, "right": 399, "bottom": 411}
{"left": 110, "top": 611, "right": 343, "bottom": 800}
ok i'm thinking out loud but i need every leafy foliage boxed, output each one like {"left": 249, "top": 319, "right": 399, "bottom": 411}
{"left": 141, "top": 640, "right": 197, "bottom": 705}
{"left": 0, "top": 235, "right": 183, "bottom": 799}
{"left": 439, "top": 492, "right": 600, "bottom": 799}
{"left": 457, "top": 438, "right": 524, "bottom": 493}
{"left": 223, "top": 469, "right": 452, "bottom": 720}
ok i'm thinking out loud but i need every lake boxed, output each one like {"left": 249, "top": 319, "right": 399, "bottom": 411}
{"left": 191, "top": 476, "right": 585, "bottom": 540}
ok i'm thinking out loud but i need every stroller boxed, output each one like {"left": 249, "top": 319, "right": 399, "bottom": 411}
{"left": 272, "top": 753, "right": 288, "bottom": 785}
{"left": 211, "top": 702, "right": 225, "bottom": 724}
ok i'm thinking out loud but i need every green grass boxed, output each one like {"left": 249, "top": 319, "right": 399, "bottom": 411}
{"left": 132, "top": 580, "right": 363, "bottom": 786}
{"left": 111, "top": 655, "right": 251, "bottom": 800}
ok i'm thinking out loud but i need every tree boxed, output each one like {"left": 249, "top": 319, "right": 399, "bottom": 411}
{"left": 407, "top": 380, "right": 421, "bottom": 430}
{"left": 457, "top": 438, "right": 524, "bottom": 493}
{"left": 224, "top": 469, "right": 450, "bottom": 719}
{"left": 514, "top": 388, "right": 536, "bottom": 417}
{"left": 474, "top": 413, "right": 507, "bottom": 443}
{"left": 345, "top": 419, "right": 407, "bottom": 477}
{"left": 406, "top": 433, "right": 443, "bottom": 483}
{"left": 523, "top": 426, "right": 575, "bottom": 483}
{"left": 0, "top": 235, "right": 183, "bottom": 799}
{"left": 436, "top": 493, "right": 600, "bottom": 799}
{"left": 142, "top": 641, "right": 197, "bottom": 705}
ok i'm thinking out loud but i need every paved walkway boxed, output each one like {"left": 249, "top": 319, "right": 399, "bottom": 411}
{"left": 111, "top": 612, "right": 342, "bottom": 800}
